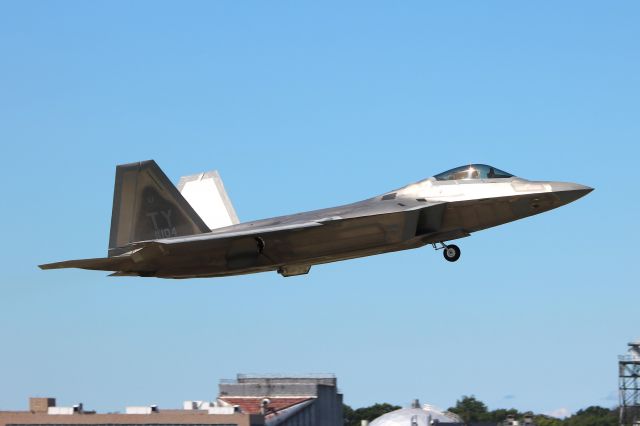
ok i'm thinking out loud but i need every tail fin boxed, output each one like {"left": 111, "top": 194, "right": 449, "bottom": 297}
{"left": 108, "top": 160, "right": 209, "bottom": 256}
{"left": 177, "top": 170, "right": 239, "bottom": 230}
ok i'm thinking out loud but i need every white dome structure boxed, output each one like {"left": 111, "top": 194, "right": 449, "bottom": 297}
{"left": 370, "top": 401, "right": 462, "bottom": 426}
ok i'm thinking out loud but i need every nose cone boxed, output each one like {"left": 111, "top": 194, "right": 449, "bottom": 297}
{"left": 549, "top": 182, "right": 594, "bottom": 205}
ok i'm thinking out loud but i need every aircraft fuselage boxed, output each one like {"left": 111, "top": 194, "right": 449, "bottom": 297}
{"left": 39, "top": 163, "right": 592, "bottom": 279}
{"left": 147, "top": 178, "right": 591, "bottom": 278}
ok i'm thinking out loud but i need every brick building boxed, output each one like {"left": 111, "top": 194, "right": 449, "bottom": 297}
{"left": 0, "top": 397, "right": 263, "bottom": 426}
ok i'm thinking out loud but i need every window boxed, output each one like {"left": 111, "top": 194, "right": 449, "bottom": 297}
{"left": 434, "top": 164, "right": 514, "bottom": 181}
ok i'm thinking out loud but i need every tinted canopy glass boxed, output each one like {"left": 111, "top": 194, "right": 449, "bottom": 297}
{"left": 434, "top": 164, "right": 514, "bottom": 181}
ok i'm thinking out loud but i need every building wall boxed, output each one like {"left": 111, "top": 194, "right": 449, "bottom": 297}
{"left": 219, "top": 377, "right": 338, "bottom": 399}
{"left": 219, "top": 384, "right": 320, "bottom": 398}
{"left": 273, "top": 385, "right": 342, "bottom": 426}
{"left": 275, "top": 404, "right": 313, "bottom": 426}
{"left": 235, "top": 377, "right": 337, "bottom": 387}
{"left": 312, "top": 385, "right": 342, "bottom": 426}
{"left": 0, "top": 412, "right": 264, "bottom": 426}
{"left": 218, "top": 376, "right": 343, "bottom": 426}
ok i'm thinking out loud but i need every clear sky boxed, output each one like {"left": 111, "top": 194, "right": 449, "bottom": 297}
{"left": 0, "top": 0, "right": 638, "bottom": 419}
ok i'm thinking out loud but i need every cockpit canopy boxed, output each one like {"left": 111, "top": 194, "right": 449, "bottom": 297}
{"left": 434, "top": 164, "right": 514, "bottom": 181}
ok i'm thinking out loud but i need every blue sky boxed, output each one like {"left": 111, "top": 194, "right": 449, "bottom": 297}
{"left": 0, "top": 0, "right": 638, "bottom": 418}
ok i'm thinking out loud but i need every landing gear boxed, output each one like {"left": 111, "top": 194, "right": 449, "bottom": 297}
{"left": 443, "top": 244, "right": 461, "bottom": 262}
{"left": 432, "top": 242, "right": 461, "bottom": 262}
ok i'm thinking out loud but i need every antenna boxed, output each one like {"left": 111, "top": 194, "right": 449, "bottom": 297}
{"left": 619, "top": 341, "right": 640, "bottom": 425}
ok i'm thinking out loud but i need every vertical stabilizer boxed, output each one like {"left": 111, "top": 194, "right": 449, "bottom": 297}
{"left": 108, "top": 160, "right": 210, "bottom": 256}
{"left": 177, "top": 170, "right": 239, "bottom": 230}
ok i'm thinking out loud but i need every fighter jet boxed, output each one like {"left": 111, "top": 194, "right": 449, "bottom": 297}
{"left": 39, "top": 161, "right": 592, "bottom": 278}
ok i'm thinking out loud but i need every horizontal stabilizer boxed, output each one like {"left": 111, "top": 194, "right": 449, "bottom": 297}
{"left": 177, "top": 170, "right": 239, "bottom": 230}
{"left": 39, "top": 255, "right": 132, "bottom": 272}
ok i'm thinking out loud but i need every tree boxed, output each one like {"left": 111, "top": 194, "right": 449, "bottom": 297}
{"left": 343, "top": 402, "right": 401, "bottom": 426}
{"left": 564, "top": 406, "right": 617, "bottom": 426}
{"left": 343, "top": 404, "right": 354, "bottom": 425}
{"left": 448, "top": 395, "right": 489, "bottom": 423}
{"left": 533, "top": 415, "right": 563, "bottom": 426}
{"left": 346, "top": 397, "right": 618, "bottom": 426}
{"left": 484, "top": 408, "right": 520, "bottom": 422}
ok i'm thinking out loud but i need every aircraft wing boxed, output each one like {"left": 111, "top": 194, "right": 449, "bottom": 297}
{"left": 39, "top": 199, "right": 445, "bottom": 274}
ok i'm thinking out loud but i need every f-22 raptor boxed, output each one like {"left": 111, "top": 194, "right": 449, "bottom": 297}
{"left": 40, "top": 161, "right": 592, "bottom": 278}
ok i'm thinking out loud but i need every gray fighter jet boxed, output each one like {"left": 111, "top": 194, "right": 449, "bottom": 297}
{"left": 39, "top": 161, "right": 592, "bottom": 278}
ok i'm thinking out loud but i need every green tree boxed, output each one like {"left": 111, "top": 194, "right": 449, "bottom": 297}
{"left": 343, "top": 404, "right": 355, "bottom": 425}
{"left": 533, "top": 414, "right": 563, "bottom": 426}
{"left": 448, "top": 395, "right": 489, "bottom": 423}
{"left": 343, "top": 403, "right": 401, "bottom": 426}
{"left": 564, "top": 406, "right": 617, "bottom": 426}
{"left": 485, "top": 408, "right": 520, "bottom": 422}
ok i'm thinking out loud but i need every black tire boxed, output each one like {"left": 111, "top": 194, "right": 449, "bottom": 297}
{"left": 443, "top": 244, "right": 461, "bottom": 262}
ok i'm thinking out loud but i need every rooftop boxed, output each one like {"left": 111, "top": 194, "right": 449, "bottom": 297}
{"left": 218, "top": 397, "right": 313, "bottom": 415}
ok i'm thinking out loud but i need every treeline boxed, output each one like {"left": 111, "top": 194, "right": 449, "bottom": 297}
{"left": 446, "top": 396, "right": 618, "bottom": 426}
{"left": 343, "top": 396, "right": 618, "bottom": 426}
{"left": 343, "top": 403, "right": 401, "bottom": 425}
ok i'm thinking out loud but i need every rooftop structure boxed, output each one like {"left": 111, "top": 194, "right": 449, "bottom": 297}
{"left": 370, "top": 399, "right": 462, "bottom": 426}
{"left": 501, "top": 413, "right": 536, "bottom": 426}
{"left": 218, "top": 374, "right": 343, "bottom": 426}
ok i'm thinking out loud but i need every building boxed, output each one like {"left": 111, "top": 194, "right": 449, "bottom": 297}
{"left": 0, "top": 374, "right": 342, "bottom": 426}
{"left": 500, "top": 414, "right": 535, "bottom": 426}
{"left": 368, "top": 400, "right": 536, "bottom": 426}
{"left": 369, "top": 399, "right": 462, "bottom": 425}
{"left": 0, "top": 397, "right": 263, "bottom": 426}
{"left": 218, "top": 374, "right": 343, "bottom": 426}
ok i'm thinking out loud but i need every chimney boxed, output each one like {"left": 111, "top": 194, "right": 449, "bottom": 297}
{"left": 29, "top": 398, "right": 55, "bottom": 413}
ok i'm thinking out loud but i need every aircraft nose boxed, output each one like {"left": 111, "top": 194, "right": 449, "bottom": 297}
{"left": 549, "top": 182, "right": 594, "bottom": 205}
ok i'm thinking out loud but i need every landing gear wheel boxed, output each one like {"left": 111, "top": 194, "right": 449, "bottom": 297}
{"left": 443, "top": 244, "right": 461, "bottom": 262}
